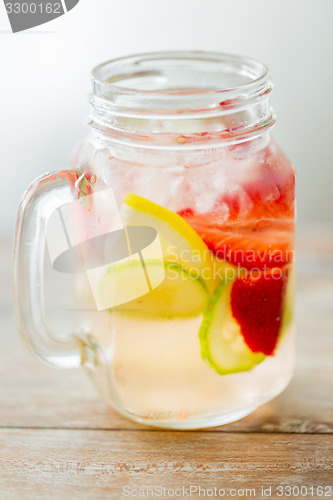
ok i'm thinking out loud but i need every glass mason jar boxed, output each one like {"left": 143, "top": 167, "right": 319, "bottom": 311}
{"left": 14, "top": 52, "right": 295, "bottom": 429}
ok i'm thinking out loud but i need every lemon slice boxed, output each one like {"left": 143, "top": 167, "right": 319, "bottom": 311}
{"left": 122, "top": 193, "right": 216, "bottom": 291}
{"left": 105, "top": 260, "right": 209, "bottom": 317}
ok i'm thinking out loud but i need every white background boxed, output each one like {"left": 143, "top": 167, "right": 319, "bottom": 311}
{"left": 0, "top": 0, "right": 332, "bottom": 238}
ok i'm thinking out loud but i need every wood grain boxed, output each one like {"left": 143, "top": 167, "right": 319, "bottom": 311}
{"left": 0, "top": 429, "right": 332, "bottom": 500}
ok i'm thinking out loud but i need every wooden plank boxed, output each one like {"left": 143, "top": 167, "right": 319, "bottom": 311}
{"left": 0, "top": 429, "right": 332, "bottom": 499}
{"left": 1, "top": 233, "right": 333, "bottom": 433}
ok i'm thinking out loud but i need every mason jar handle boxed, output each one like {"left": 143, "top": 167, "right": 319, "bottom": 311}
{"left": 14, "top": 170, "right": 83, "bottom": 369}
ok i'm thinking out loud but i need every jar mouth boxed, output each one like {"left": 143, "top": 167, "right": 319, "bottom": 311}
{"left": 92, "top": 51, "right": 269, "bottom": 95}
{"left": 89, "top": 51, "right": 275, "bottom": 149}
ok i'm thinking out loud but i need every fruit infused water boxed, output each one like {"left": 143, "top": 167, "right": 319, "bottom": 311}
{"left": 14, "top": 52, "right": 295, "bottom": 429}
{"left": 75, "top": 137, "right": 295, "bottom": 429}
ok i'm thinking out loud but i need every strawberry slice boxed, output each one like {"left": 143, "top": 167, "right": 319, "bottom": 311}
{"left": 177, "top": 209, "right": 294, "bottom": 269}
{"left": 230, "top": 268, "right": 288, "bottom": 355}
{"left": 178, "top": 144, "right": 295, "bottom": 269}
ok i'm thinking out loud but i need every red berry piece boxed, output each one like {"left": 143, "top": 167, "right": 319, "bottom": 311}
{"left": 230, "top": 269, "right": 288, "bottom": 355}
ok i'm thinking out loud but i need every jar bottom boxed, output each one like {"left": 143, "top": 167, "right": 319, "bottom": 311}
{"left": 97, "top": 377, "right": 292, "bottom": 430}
{"left": 83, "top": 330, "right": 294, "bottom": 430}
{"left": 112, "top": 404, "right": 259, "bottom": 430}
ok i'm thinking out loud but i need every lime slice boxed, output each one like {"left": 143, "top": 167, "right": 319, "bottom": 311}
{"left": 101, "top": 260, "right": 209, "bottom": 317}
{"left": 280, "top": 266, "right": 295, "bottom": 335}
{"left": 199, "top": 279, "right": 266, "bottom": 375}
{"left": 122, "top": 193, "right": 216, "bottom": 291}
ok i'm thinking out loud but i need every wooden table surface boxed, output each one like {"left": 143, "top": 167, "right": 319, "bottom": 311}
{"left": 0, "top": 228, "right": 332, "bottom": 499}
